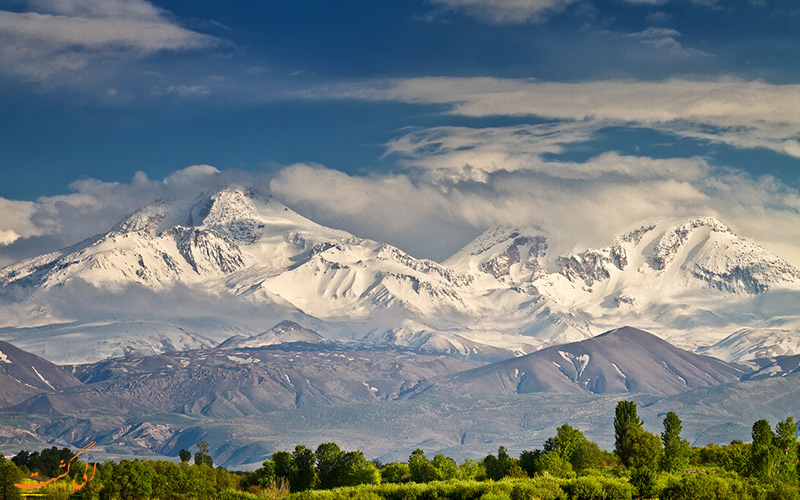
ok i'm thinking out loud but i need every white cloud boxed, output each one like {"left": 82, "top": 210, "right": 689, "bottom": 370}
{"left": 621, "top": 27, "right": 712, "bottom": 59}
{"left": 0, "top": 0, "right": 217, "bottom": 81}
{"left": 0, "top": 230, "right": 22, "bottom": 247}
{"left": 269, "top": 153, "right": 800, "bottom": 267}
{"left": 163, "top": 164, "right": 221, "bottom": 184}
{"left": 384, "top": 123, "right": 708, "bottom": 183}
{"left": 426, "top": 0, "right": 717, "bottom": 24}
{"left": 1, "top": 159, "right": 799, "bottom": 270}
{"left": 0, "top": 165, "right": 269, "bottom": 266}
{"left": 0, "top": 199, "right": 44, "bottom": 245}
{"left": 295, "top": 77, "right": 800, "bottom": 158}
{"left": 428, "top": 0, "right": 581, "bottom": 24}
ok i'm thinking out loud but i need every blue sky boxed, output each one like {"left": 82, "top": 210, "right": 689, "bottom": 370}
{"left": 1, "top": 0, "right": 799, "bottom": 266}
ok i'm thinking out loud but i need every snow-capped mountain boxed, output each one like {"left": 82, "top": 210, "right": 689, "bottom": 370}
{"left": 218, "top": 320, "right": 326, "bottom": 348}
{"left": 444, "top": 225, "right": 548, "bottom": 288}
{"left": 0, "top": 185, "right": 798, "bottom": 364}
{"left": 697, "top": 328, "right": 800, "bottom": 363}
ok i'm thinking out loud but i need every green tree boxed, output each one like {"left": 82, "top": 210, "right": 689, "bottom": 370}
{"left": 775, "top": 417, "right": 798, "bottom": 452}
{"left": 408, "top": 449, "right": 436, "bottom": 483}
{"left": 544, "top": 424, "right": 583, "bottom": 459}
{"left": 379, "top": 462, "right": 409, "bottom": 483}
{"left": 339, "top": 451, "right": 380, "bottom": 486}
{"left": 573, "top": 439, "right": 603, "bottom": 471}
{"left": 535, "top": 451, "right": 574, "bottom": 478}
{"left": 773, "top": 417, "right": 798, "bottom": 481}
{"left": 194, "top": 441, "right": 213, "bottom": 468}
{"left": 150, "top": 460, "right": 186, "bottom": 500}
{"left": 614, "top": 400, "right": 644, "bottom": 465}
{"left": 459, "top": 458, "right": 479, "bottom": 480}
{"left": 315, "top": 442, "right": 343, "bottom": 490}
{"left": 660, "top": 411, "right": 691, "bottom": 472}
{"left": 751, "top": 419, "right": 779, "bottom": 480}
{"left": 719, "top": 441, "right": 751, "bottom": 476}
{"left": 543, "top": 423, "right": 602, "bottom": 471}
{"left": 272, "top": 450, "right": 293, "bottom": 485}
{"left": 518, "top": 449, "right": 543, "bottom": 478}
{"left": 178, "top": 449, "right": 191, "bottom": 463}
{"left": 483, "top": 446, "right": 519, "bottom": 480}
{"left": 290, "top": 445, "right": 316, "bottom": 492}
{"left": 620, "top": 425, "right": 662, "bottom": 469}
{"left": 183, "top": 460, "right": 217, "bottom": 499}
{"left": 431, "top": 453, "right": 460, "bottom": 481}
{"left": 112, "top": 460, "right": 155, "bottom": 500}
{"left": 253, "top": 459, "right": 276, "bottom": 489}
{"left": 630, "top": 467, "right": 658, "bottom": 499}
{"left": 0, "top": 456, "right": 22, "bottom": 500}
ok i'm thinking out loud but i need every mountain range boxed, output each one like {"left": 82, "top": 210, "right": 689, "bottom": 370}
{"left": 0, "top": 185, "right": 798, "bottom": 365}
{"left": 1, "top": 185, "right": 799, "bottom": 467}
{"left": 0, "top": 325, "right": 796, "bottom": 468}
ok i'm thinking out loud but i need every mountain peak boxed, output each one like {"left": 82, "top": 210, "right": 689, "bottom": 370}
{"left": 188, "top": 186, "right": 271, "bottom": 242}
{"left": 408, "top": 326, "right": 745, "bottom": 398}
{"left": 552, "top": 215, "right": 799, "bottom": 294}
{"left": 444, "top": 225, "right": 548, "bottom": 284}
{"left": 218, "top": 320, "right": 325, "bottom": 348}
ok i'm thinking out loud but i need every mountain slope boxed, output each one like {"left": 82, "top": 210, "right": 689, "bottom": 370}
{"left": 66, "top": 341, "right": 484, "bottom": 418}
{"left": 0, "top": 340, "right": 82, "bottom": 407}
{"left": 407, "top": 327, "right": 747, "bottom": 398}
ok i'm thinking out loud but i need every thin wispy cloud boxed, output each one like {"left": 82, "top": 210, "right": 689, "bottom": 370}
{"left": 426, "top": 0, "right": 718, "bottom": 24}
{"left": 427, "top": 0, "right": 581, "bottom": 24}
{"left": 294, "top": 77, "right": 800, "bottom": 158}
{"left": 385, "top": 124, "right": 708, "bottom": 183}
{"left": 0, "top": 0, "right": 217, "bottom": 81}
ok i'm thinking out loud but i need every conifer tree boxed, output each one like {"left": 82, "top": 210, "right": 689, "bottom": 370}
{"left": 660, "top": 411, "right": 691, "bottom": 472}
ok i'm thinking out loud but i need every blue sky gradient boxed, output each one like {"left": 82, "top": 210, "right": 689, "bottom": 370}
{"left": 0, "top": 0, "right": 798, "bottom": 265}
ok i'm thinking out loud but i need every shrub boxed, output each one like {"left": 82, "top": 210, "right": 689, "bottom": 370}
{"left": 597, "top": 477, "right": 633, "bottom": 500}
{"left": 216, "top": 489, "right": 260, "bottom": 500}
{"left": 660, "top": 472, "right": 750, "bottom": 500}
{"left": 629, "top": 468, "right": 657, "bottom": 499}
{"left": 480, "top": 492, "right": 512, "bottom": 500}
{"left": 767, "top": 481, "right": 800, "bottom": 500}
{"left": 565, "top": 476, "right": 604, "bottom": 500}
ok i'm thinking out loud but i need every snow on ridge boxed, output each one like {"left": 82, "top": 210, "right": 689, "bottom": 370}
{"left": 0, "top": 350, "right": 9, "bottom": 364}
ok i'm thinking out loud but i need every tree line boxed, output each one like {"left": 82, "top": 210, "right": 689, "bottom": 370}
{"left": 0, "top": 400, "right": 798, "bottom": 499}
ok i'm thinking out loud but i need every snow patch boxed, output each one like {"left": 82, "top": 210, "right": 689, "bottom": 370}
{"left": 227, "top": 355, "right": 255, "bottom": 364}
{"left": 575, "top": 354, "right": 590, "bottom": 378}
{"left": 0, "top": 350, "right": 9, "bottom": 364}
{"left": 611, "top": 362, "right": 627, "bottom": 380}
{"left": 31, "top": 365, "right": 55, "bottom": 390}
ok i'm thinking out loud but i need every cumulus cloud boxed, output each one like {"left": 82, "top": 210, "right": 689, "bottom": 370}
{"left": 0, "top": 199, "right": 43, "bottom": 246}
{"left": 295, "top": 77, "right": 800, "bottom": 158}
{"left": 0, "top": 165, "right": 271, "bottom": 266}
{"left": 0, "top": 0, "right": 217, "bottom": 81}
{"left": 270, "top": 158, "right": 800, "bottom": 267}
{"left": 1, "top": 156, "right": 799, "bottom": 270}
{"left": 267, "top": 119, "right": 800, "bottom": 267}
